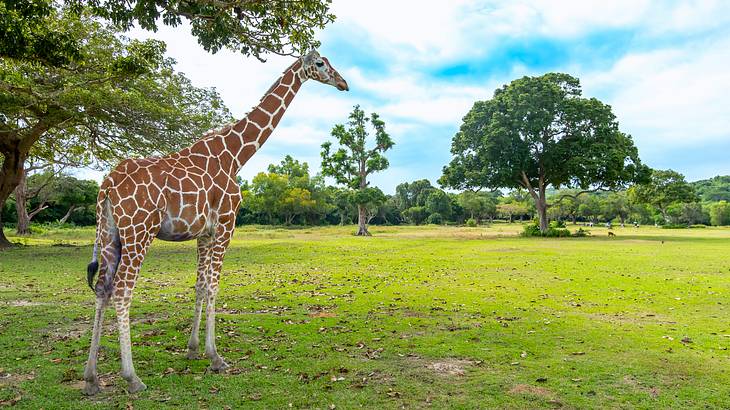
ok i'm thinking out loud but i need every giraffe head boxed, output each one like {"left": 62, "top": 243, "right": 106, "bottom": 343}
{"left": 302, "top": 50, "right": 349, "bottom": 91}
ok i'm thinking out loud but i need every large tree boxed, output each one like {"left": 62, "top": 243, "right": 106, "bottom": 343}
{"left": 2, "top": 0, "right": 334, "bottom": 65}
{"left": 0, "top": 11, "right": 230, "bottom": 248}
{"left": 628, "top": 169, "right": 697, "bottom": 222}
{"left": 440, "top": 73, "right": 649, "bottom": 233}
{"left": 321, "top": 105, "right": 394, "bottom": 236}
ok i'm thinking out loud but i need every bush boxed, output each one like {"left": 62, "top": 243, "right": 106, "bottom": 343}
{"left": 662, "top": 223, "right": 707, "bottom": 229}
{"left": 572, "top": 227, "right": 590, "bottom": 237}
{"left": 550, "top": 220, "right": 566, "bottom": 228}
{"left": 466, "top": 218, "right": 477, "bottom": 227}
{"left": 427, "top": 212, "right": 443, "bottom": 225}
{"left": 661, "top": 224, "right": 688, "bottom": 229}
{"left": 521, "top": 222, "right": 571, "bottom": 237}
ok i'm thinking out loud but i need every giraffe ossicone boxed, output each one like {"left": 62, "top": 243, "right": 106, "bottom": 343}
{"left": 82, "top": 49, "right": 348, "bottom": 395}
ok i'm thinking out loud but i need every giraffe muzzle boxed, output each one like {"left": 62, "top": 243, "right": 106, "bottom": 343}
{"left": 336, "top": 79, "right": 349, "bottom": 91}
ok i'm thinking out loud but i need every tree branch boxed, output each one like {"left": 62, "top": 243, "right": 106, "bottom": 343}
{"left": 550, "top": 186, "right": 609, "bottom": 205}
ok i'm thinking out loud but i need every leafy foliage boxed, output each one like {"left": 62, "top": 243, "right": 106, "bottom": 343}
{"left": 0, "top": 1, "right": 83, "bottom": 66}
{"left": 2, "top": 0, "right": 334, "bottom": 65}
{"left": 709, "top": 201, "right": 730, "bottom": 226}
{"left": 628, "top": 169, "right": 697, "bottom": 221}
{"left": 401, "top": 206, "right": 428, "bottom": 225}
{"left": 691, "top": 175, "right": 730, "bottom": 202}
{"left": 521, "top": 222, "right": 571, "bottom": 237}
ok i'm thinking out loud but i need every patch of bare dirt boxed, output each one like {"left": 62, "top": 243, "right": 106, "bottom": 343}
{"left": 308, "top": 311, "right": 337, "bottom": 318}
{"left": 0, "top": 370, "right": 35, "bottom": 385}
{"left": 4, "top": 300, "right": 51, "bottom": 307}
{"left": 623, "top": 375, "right": 660, "bottom": 398}
{"left": 67, "top": 372, "right": 118, "bottom": 392}
{"left": 400, "top": 309, "right": 428, "bottom": 318}
{"left": 582, "top": 312, "right": 676, "bottom": 326}
{"left": 425, "top": 358, "right": 477, "bottom": 377}
{"left": 509, "top": 384, "right": 554, "bottom": 398}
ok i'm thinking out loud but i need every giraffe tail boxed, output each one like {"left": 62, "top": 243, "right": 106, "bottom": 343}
{"left": 87, "top": 192, "right": 120, "bottom": 295}
{"left": 87, "top": 241, "right": 99, "bottom": 291}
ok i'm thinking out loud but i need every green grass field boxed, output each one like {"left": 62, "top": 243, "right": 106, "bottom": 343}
{"left": 1, "top": 224, "right": 730, "bottom": 409}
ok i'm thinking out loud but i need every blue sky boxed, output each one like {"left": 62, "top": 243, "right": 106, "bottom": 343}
{"left": 112, "top": 0, "right": 730, "bottom": 193}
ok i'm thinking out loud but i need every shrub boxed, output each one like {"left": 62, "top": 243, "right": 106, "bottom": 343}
{"left": 521, "top": 222, "right": 571, "bottom": 237}
{"left": 661, "top": 224, "right": 688, "bottom": 229}
{"left": 550, "top": 220, "right": 566, "bottom": 229}
{"left": 572, "top": 227, "right": 590, "bottom": 237}
{"left": 466, "top": 218, "right": 477, "bottom": 227}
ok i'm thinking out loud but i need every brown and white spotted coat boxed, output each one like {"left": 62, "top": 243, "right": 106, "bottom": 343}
{"left": 83, "top": 50, "right": 348, "bottom": 395}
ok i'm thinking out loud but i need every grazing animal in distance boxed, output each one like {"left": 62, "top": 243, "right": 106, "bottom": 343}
{"left": 608, "top": 231, "right": 616, "bottom": 237}
{"left": 82, "top": 50, "right": 349, "bottom": 395}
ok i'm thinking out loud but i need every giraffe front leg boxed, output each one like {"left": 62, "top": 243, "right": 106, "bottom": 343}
{"left": 112, "top": 224, "right": 157, "bottom": 394}
{"left": 83, "top": 296, "right": 108, "bottom": 395}
{"left": 115, "top": 294, "right": 146, "bottom": 393}
{"left": 204, "top": 225, "right": 233, "bottom": 372}
{"left": 186, "top": 281, "right": 206, "bottom": 359}
{"left": 187, "top": 237, "right": 212, "bottom": 359}
{"left": 204, "top": 282, "right": 228, "bottom": 372}
{"left": 205, "top": 286, "right": 228, "bottom": 372}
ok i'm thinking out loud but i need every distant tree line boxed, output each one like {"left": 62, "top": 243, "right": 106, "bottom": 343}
{"left": 4, "top": 161, "right": 730, "bottom": 232}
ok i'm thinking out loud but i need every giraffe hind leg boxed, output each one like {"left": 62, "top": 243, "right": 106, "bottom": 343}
{"left": 83, "top": 199, "right": 121, "bottom": 395}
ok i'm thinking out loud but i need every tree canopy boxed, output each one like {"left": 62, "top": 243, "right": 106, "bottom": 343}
{"left": 440, "top": 72, "right": 649, "bottom": 232}
{"left": 0, "top": 9, "right": 231, "bottom": 247}
{"left": 628, "top": 169, "right": 697, "bottom": 220}
{"left": 1, "top": 0, "right": 335, "bottom": 66}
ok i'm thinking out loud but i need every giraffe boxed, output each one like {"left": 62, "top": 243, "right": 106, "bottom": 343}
{"left": 82, "top": 50, "right": 349, "bottom": 395}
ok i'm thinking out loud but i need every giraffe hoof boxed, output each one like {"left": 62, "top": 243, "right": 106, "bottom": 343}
{"left": 127, "top": 378, "right": 147, "bottom": 394}
{"left": 209, "top": 359, "right": 229, "bottom": 373}
{"left": 82, "top": 381, "right": 101, "bottom": 396}
{"left": 186, "top": 350, "right": 200, "bottom": 360}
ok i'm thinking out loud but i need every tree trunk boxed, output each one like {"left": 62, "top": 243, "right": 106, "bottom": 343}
{"left": 59, "top": 205, "right": 78, "bottom": 224}
{"left": 0, "top": 146, "right": 27, "bottom": 249}
{"left": 536, "top": 198, "right": 549, "bottom": 233}
{"left": 355, "top": 204, "right": 370, "bottom": 236}
{"left": 0, "top": 213, "right": 10, "bottom": 249}
{"left": 14, "top": 169, "right": 31, "bottom": 235}
{"left": 0, "top": 121, "right": 50, "bottom": 248}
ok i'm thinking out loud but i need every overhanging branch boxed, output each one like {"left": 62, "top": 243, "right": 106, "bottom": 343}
{"left": 551, "top": 186, "right": 609, "bottom": 206}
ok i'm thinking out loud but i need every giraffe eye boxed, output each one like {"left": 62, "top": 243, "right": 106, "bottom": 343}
{"left": 315, "top": 61, "right": 324, "bottom": 67}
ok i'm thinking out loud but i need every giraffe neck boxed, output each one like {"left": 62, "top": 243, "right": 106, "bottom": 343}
{"left": 209, "top": 60, "right": 307, "bottom": 175}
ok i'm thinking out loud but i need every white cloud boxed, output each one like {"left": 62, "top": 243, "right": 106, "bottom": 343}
{"left": 580, "top": 36, "right": 730, "bottom": 146}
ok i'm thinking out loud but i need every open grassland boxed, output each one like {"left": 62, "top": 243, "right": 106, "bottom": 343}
{"left": 1, "top": 224, "right": 730, "bottom": 409}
